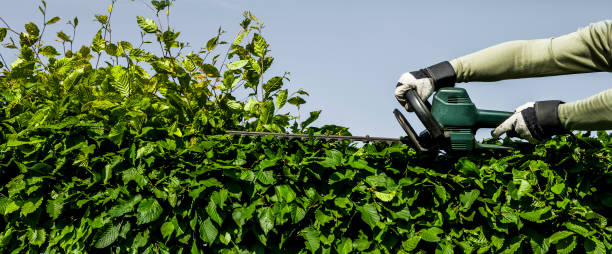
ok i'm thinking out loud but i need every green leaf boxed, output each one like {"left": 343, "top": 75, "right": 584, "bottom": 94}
{"left": 206, "top": 201, "right": 222, "bottom": 225}
{"left": 584, "top": 238, "right": 606, "bottom": 254}
{"left": 57, "top": 30, "right": 71, "bottom": 42}
{"left": 46, "top": 16, "right": 60, "bottom": 25}
{"left": 336, "top": 238, "right": 353, "bottom": 254}
{"left": 227, "top": 60, "right": 248, "bottom": 70}
{"left": 0, "top": 228, "right": 14, "bottom": 247}
{"left": 226, "top": 100, "right": 242, "bottom": 111}
{"left": 28, "top": 229, "right": 46, "bottom": 246}
{"left": 318, "top": 149, "right": 343, "bottom": 168}
{"left": 206, "top": 36, "right": 218, "bottom": 51}
{"left": 529, "top": 237, "right": 548, "bottom": 254}
{"left": 46, "top": 198, "right": 64, "bottom": 220}
{"left": 403, "top": 235, "right": 421, "bottom": 251}
{"left": 353, "top": 238, "right": 371, "bottom": 251}
{"left": 301, "top": 110, "right": 321, "bottom": 129}
{"left": 564, "top": 221, "right": 591, "bottom": 237}
{"left": 275, "top": 185, "right": 297, "bottom": 203}
{"left": 551, "top": 183, "right": 565, "bottom": 194}
{"left": 4, "top": 202, "right": 19, "bottom": 216}
{"left": 91, "top": 29, "right": 105, "bottom": 52}
{"left": 500, "top": 237, "right": 524, "bottom": 254}
{"left": 25, "top": 22, "right": 40, "bottom": 36}
{"left": 104, "top": 155, "right": 124, "bottom": 184}
{"left": 259, "top": 101, "right": 275, "bottom": 124}
{"left": 301, "top": 226, "right": 320, "bottom": 252}
{"left": 358, "top": 203, "right": 380, "bottom": 229}
{"left": 21, "top": 197, "right": 43, "bottom": 217}
{"left": 39, "top": 45, "right": 60, "bottom": 57}
{"left": 96, "top": 14, "right": 108, "bottom": 24}
{"left": 393, "top": 207, "right": 411, "bottom": 221}
{"left": 291, "top": 205, "right": 306, "bottom": 223}
{"left": 249, "top": 58, "right": 261, "bottom": 74}
{"left": 434, "top": 185, "right": 448, "bottom": 203}
{"left": 288, "top": 96, "right": 306, "bottom": 107}
{"left": 315, "top": 210, "right": 333, "bottom": 227}
{"left": 63, "top": 67, "right": 84, "bottom": 90}
{"left": 257, "top": 170, "right": 276, "bottom": 185}
{"left": 199, "top": 218, "right": 218, "bottom": 244}
{"left": 263, "top": 76, "right": 283, "bottom": 96}
{"left": 547, "top": 231, "right": 574, "bottom": 245}
{"left": 137, "top": 16, "right": 158, "bottom": 33}
{"left": 458, "top": 158, "right": 480, "bottom": 176}
{"left": 459, "top": 189, "right": 480, "bottom": 210}
{"left": 136, "top": 198, "right": 163, "bottom": 225}
{"left": 253, "top": 33, "right": 267, "bottom": 57}
{"left": 233, "top": 31, "right": 245, "bottom": 45}
{"left": 374, "top": 190, "right": 396, "bottom": 202}
{"left": 161, "top": 221, "right": 174, "bottom": 239}
{"left": 111, "top": 65, "right": 131, "bottom": 97}
{"left": 0, "top": 198, "right": 19, "bottom": 216}
{"left": 556, "top": 235, "right": 577, "bottom": 254}
{"left": 0, "top": 28, "right": 6, "bottom": 42}
{"left": 201, "top": 63, "right": 220, "bottom": 78}
{"left": 219, "top": 232, "right": 232, "bottom": 246}
{"left": 276, "top": 89, "right": 288, "bottom": 109}
{"left": 257, "top": 206, "right": 275, "bottom": 235}
{"left": 93, "top": 223, "right": 121, "bottom": 248}
{"left": 420, "top": 227, "right": 443, "bottom": 242}
{"left": 519, "top": 206, "right": 552, "bottom": 222}
{"left": 515, "top": 179, "right": 532, "bottom": 199}
{"left": 436, "top": 241, "right": 454, "bottom": 254}
{"left": 7, "top": 175, "right": 26, "bottom": 198}
{"left": 151, "top": 0, "right": 170, "bottom": 11}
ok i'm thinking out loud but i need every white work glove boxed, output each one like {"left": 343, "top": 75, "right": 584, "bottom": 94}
{"left": 491, "top": 100, "right": 568, "bottom": 143}
{"left": 394, "top": 61, "right": 457, "bottom": 111}
{"left": 394, "top": 72, "right": 434, "bottom": 111}
{"left": 491, "top": 102, "right": 539, "bottom": 143}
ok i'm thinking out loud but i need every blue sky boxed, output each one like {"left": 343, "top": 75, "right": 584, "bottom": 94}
{"left": 2, "top": 0, "right": 612, "bottom": 140}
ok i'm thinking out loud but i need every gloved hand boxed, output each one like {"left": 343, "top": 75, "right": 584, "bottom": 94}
{"left": 492, "top": 100, "right": 568, "bottom": 143}
{"left": 395, "top": 61, "right": 456, "bottom": 111}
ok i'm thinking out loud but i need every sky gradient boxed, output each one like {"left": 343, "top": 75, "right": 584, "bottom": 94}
{"left": 2, "top": 0, "right": 612, "bottom": 140}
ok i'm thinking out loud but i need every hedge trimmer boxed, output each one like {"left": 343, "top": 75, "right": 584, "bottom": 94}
{"left": 228, "top": 87, "right": 516, "bottom": 152}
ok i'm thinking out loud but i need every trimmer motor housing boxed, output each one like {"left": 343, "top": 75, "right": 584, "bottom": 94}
{"left": 394, "top": 87, "right": 514, "bottom": 152}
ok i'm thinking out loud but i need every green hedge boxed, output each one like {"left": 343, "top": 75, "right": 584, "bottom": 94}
{"left": 1, "top": 1, "right": 611, "bottom": 253}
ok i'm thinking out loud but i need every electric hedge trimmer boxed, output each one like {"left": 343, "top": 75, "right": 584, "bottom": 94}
{"left": 228, "top": 87, "right": 516, "bottom": 152}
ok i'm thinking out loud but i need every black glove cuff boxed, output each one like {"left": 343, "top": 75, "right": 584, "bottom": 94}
{"left": 409, "top": 61, "right": 457, "bottom": 90}
{"left": 521, "top": 107, "right": 546, "bottom": 141}
{"left": 535, "top": 100, "right": 568, "bottom": 135}
{"left": 521, "top": 100, "right": 568, "bottom": 141}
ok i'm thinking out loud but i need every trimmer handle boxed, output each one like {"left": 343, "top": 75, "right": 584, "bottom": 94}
{"left": 403, "top": 89, "right": 444, "bottom": 140}
{"left": 393, "top": 89, "right": 446, "bottom": 152}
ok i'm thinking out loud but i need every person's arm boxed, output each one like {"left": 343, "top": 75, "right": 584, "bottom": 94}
{"left": 450, "top": 20, "right": 612, "bottom": 82}
{"left": 559, "top": 89, "right": 612, "bottom": 130}
{"left": 451, "top": 20, "right": 612, "bottom": 131}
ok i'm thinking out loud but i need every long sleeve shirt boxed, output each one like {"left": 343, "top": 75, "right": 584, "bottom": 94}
{"left": 449, "top": 20, "right": 612, "bottom": 130}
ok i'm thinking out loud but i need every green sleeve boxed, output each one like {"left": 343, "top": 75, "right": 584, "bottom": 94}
{"left": 558, "top": 89, "right": 612, "bottom": 130}
{"left": 449, "top": 20, "right": 612, "bottom": 130}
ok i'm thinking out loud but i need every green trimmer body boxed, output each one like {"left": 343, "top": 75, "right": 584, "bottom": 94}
{"left": 394, "top": 87, "right": 513, "bottom": 152}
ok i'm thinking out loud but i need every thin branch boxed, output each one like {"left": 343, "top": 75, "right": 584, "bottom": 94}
{"left": 0, "top": 17, "right": 20, "bottom": 36}
{"left": 166, "top": 2, "right": 170, "bottom": 31}
{"left": 139, "top": 0, "right": 156, "bottom": 12}
{"left": 70, "top": 18, "right": 77, "bottom": 52}
{"left": 0, "top": 52, "right": 10, "bottom": 71}
{"left": 34, "top": 4, "right": 48, "bottom": 71}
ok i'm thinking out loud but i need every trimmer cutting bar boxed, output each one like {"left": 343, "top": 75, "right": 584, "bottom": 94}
{"left": 226, "top": 131, "right": 403, "bottom": 144}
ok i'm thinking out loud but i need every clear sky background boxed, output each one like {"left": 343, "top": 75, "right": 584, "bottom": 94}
{"left": 2, "top": 0, "right": 612, "bottom": 140}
